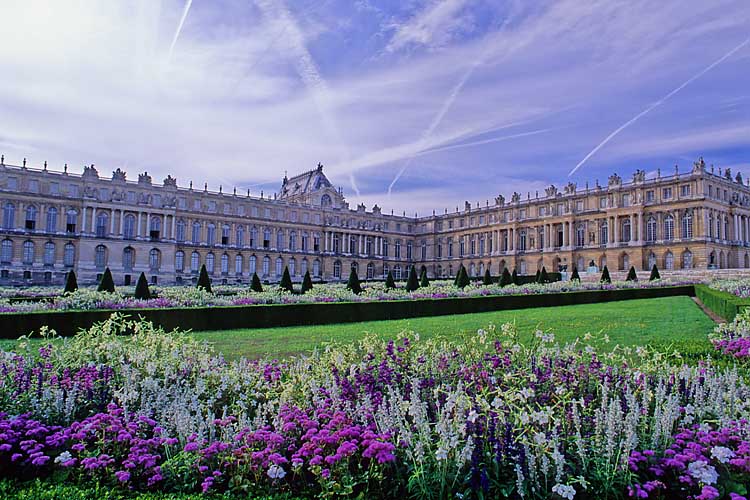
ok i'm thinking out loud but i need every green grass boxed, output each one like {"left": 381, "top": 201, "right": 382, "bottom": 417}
{"left": 191, "top": 296, "right": 715, "bottom": 360}
{"left": 0, "top": 297, "right": 716, "bottom": 361}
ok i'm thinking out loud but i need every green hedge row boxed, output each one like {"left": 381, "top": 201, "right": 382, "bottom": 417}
{"left": 0, "top": 286, "right": 696, "bottom": 339}
{"left": 694, "top": 284, "right": 750, "bottom": 321}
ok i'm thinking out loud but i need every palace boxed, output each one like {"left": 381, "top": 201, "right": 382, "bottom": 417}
{"left": 0, "top": 156, "right": 748, "bottom": 286}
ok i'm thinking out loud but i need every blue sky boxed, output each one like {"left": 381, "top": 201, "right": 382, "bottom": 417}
{"left": 1, "top": 0, "right": 749, "bottom": 214}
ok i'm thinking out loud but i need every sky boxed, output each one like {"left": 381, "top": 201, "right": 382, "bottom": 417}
{"left": 1, "top": 0, "right": 749, "bottom": 215}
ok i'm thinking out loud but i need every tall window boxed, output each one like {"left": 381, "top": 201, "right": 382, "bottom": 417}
{"left": 191, "top": 251, "right": 200, "bottom": 272}
{"left": 221, "top": 225, "right": 230, "bottom": 245}
{"left": 150, "top": 217, "right": 161, "bottom": 240}
{"left": 149, "top": 248, "right": 160, "bottom": 271}
{"left": 382, "top": 263, "right": 389, "bottom": 278}
{"left": 206, "top": 253, "right": 215, "bottom": 274}
{"left": 682, "top": 250, "right": 693, "bottom": 269}
{"left": 262, "top": 256, "right": 270, "bottom": 276}
{"left": 665, "top": 251, "right": 674, "bottom": 270}
{"left": 66, "top": 210, "right": 77, "bottom": 233}
{"left": 46, "top": 207, "right": 58, "bottom": 233}
{"left": 25, "top": 205, "right": 37, "bottom": 230}
{"left": 648, "top": 252, "right": 656, "bottom": 270}
{"left": 123, "top": 214, "right": 136, "bottom": 240}
{"left": 123, "top": 247, "right": 135, "bottom": 270}
{"left": 192, "top": 222, "right": 202, "bottom": 244}
{"left": 176, "top": 220, "right": 186, "bottom": 243}
{"left": 421, "top": 241, "right": 426, "bottom": 260}
{"left": 663, "top": 215, "right": 674, "bottom": 241}
{"left": 175, "top": 250, "right": 185, "bottom": 272}
{"left": 275, "top": 257, "right": 283, "bottom": 277}
{"left": 647, "top": 217, "right": 657, "bottom": 242}
{"left": 276, "top": 230, "right": 284, "bottom": 250}
{"left": 263, "top": 229, "right": 271, "bottom": 249}
{"left": 302, "top": 232, "right": 309, "bottom": 252}
{"left": 406, "top": 241, "right": 413, "bottom": 260}
{"left": 395, "top": 240, "right": 401, "bottom": 259}
{"left": 313, "top": 259, "right": 320, "bottom": 277}
{"left": 250, "top": 227, "right": 258, "bottom": 248}
{"left": 289, "top": 231, "right": 297, "bottom": 251}
{"left": 367, "top": 262, "right": 374, "bottom": 279}
{"left": 235, "top": 254, "right": 243, "bottom": 275}
{"left": 22, "top": 240, "right": 34, "bottom": 264}
{"left": 1, "top": 239, "right": 12, "bottom": 263}
{"left": 394, "top": 264, "right": 402, "bottom": 280}
{"left": 289, "top": 257, "right": 296, "bottom": 276}
{"left": 621, "top": 219, "right": 631, "bottom": 242}
{"left": 576, "top": 225, "right": 585, "bottom": 247}
{"left": 44, "top": 242, "right": 55, "bottom": 266}
{"left": 235, "top": 225, "right": 244, "bottom": 247}
{"left": 600, "top": 222, "right": 608, "bottom": 245}
{"left": 221, "top": 253, "right": 229, "bottom": 274}
{"left": 301, "top": 258, "right": 308, "bottom": 276}
{"left": 207, "top": 224, "right": 216, "bottom": 246}
{"left": 682, "top": 212, "right": 693, "bottom": 239}
{"left": 3, "top": 203, "right": 15, "bottom": 229}
{"left": 64, "top": 243, "right": 75, "bottom": 267}
{"left": 96, "top": 212, "right": 108, "bottom": 238}
{"left": 249, "top": 255, "right": 257, "bottom": 275}
{"left": 94, "top": 244, "right": 106, "bottom": 269}
{"left": 518, "top": 230, "right": 526, "bottom": 251}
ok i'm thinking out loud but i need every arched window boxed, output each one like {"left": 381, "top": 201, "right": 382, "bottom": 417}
{"left": 646, "top": 217, "right": 657, "bottom": 242}
{"left": 175, "top": 250, "right": 185, "bottom": 272}
{"left": 321, "top": 194, "right": 332, "bottom": 207}
{"left": 44, "top": 242, "right": 55, "bottom": 266}
{"left": 289, "top": 257, "right": 296, "bottom": 276}
{"left": 249, "top": 255, "right": 257, "bottom": 274}
{"left": 333, "top": 260, "right": 342, "bottom": 279}
{"left": 577, "top": 256, "right": 584, "bottom": 271}
{"left": 123, "top": 214, "right": 136, "bottom": 240}
{"left": 0, "top": 239, "right": 12, "bottom": 263}
{"left": 221, "top": 253, "right": 229, "bottom": 274}
{"left": 382, "top": 263, "right": 389, "bottom": 278}
{"left": 600, "top": 222, "right": 608, "bottom": 245}
{"left": 648, "top": 252, "right": 656, "bottom": 270}
{"left": 235, "top": 254, "right": 243, "bottom": 275}
{"left": 66, "top": 209, "right": 78, "bottom": 233}
{"left": 206, "top": 224, "right": 216, "bottom": 246}
{"left": 94, "top": 244, "right": 107, "bottom": 269}
{"left": 717, "top": 217, "right": 722, "bottom": 240}
{"left": 275, "top": 257, "right": 283, "bottom": 277}
{"left": 519, "top": 260, "right": 527, "bottom": 275}
{"left": 394, "top": 264, "right": 402, "bottom": 280}
{"left": 206, "top": 253, "right": 215, "bottom": 274}
{"left": 665, "top": 251, "right": 674, "bottom": 270}
{"left": 289, "top": 231, "right": 297, "bottom": 251}
{"left": 301, "top": 258, "right": 308, "bottom": 276}
{"left": 663, "top": 215, "right": 674, "bottom": 241}
{"left": 351, "top": 261, "right": 358, "bottom": 273}
{"left": 313, "top": 258, "right": 320, "bottom": 277}
{"left": 469, "top": 263, "right": 476, "bottom": 276}
{"left": 150, "top": 216, "right": 161, "bottom": 240}
{"left": 192, "top": 221, "right": 202, "bottom": 243}
{"left": 302, "top": 232, "right": 310, "bottom": 252}
{"left": 406, "top": 241, "right": 413, "bottom": 260}
{"left": 518, "top": 230, "right": 526, "bottom": 251}
{"left": 276, "top": 230, "right": 284, "bottom": 250}
{"left": 250, "top": 227, "right": 258, "bottom": 248}
{"left": 235, "top": 225, "right": 244, "bottom": 247}
{"left": 176, "top": 219, "right": 186, "bottom": 243}
{"left": 622, "top": 254, "right": 629, "bottom": 271}
{"left": 263, "top": 228, "right": 271, "bottom": 249}
{"left": 221, "top": 225, "right": 230, "bottom": 245}
{"left": 682, "top": 250, "right": 693, "bottom": 269}
{"left": 191, "top": 251, "right": 200, "bottom": 272}
{"left": 22, "top": 240, "right": 34, "bottom": 264}
{"left": 96, "top": 212, "right": 108, "bottom": 237}
{"left": 395, "top": 240, "right": 401, "bottom": 258}
{"left": 64, "top": 243, "right": 75, "bottom": 267}
{"left": 24, "top": 205, "right": 37, "bottom": 230}
{"left": 576, "top": 225, "right": 585, "bottom": 247}
{"left": 3, "top": 203, "right": 15, "bottom": 229}
{"left": 123, "top": 247, "right": 135, "bottom": 270}
{"left": 621, "top": 219, "right": 631, "bottom": 242}
{"left": 682, "top": 212, "right": 693, "bottom": 239}
{"left": 46, "top": 207, "right": 58, "bottom": 233}
{"left": 262, "top": 256, "right": 270, "bottom": 276}
{"left": 367, "top": 262, "right": 374, "bottom": 279}
{"left": 149, "top": 248, "right": 161, "bottom": 271}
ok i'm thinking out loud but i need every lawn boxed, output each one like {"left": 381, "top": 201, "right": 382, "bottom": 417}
{"left": 192, "top": 296, "right": 715, "bottom": 359}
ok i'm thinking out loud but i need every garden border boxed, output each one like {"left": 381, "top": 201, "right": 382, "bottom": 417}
{"left": 694, "top": 284, "right": 750, "bottom": 321}
{"left": 1, "top": 285, "right": 696, "bottom": 338}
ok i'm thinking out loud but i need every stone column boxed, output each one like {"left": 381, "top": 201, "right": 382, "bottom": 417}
{"left": 637, "top": 212, "right": 643, "bottom": 243}
{"left": 613, "top": 215, "right": 619, "bottom": 245}
{"left": 137, "top": 212, "right": 142, "bottom": 239}
{"left": 81, "top": 207, "right": 87, "bottom": 233}
{"left": 171, "top": 215, "right": 177, "bottom": 240}
{"left": 91, "top": 208, "right": 97, "bottom": 235}
{"left": 110, "top": 209, "right": 116, "bottom": 235}
{"left": 562, "top": 222, "right": 568, "bottom": 248}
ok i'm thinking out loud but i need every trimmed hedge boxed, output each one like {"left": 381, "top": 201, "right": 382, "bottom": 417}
{"left": 0, "top": 285, "right": 696, "bottom": 338}
{"left": 694, "top": 284, "right": 750, "bottom": 321}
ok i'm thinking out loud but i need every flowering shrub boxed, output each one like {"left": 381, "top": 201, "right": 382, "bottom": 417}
{"left": 711, "top": 279, "right": 750, "bottom": 299}
{"left": 2, "top": 314, "right": 749, "bottom": 498}
{"left": 0, "top": 278, "right": 698, "bottom": 314}
{"left": 710, "top": 309, "right": 750, "bottom": 359}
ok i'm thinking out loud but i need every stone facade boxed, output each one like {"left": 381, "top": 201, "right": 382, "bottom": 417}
{"left": 0, "top": 156, "right": 748, "bottom": 286}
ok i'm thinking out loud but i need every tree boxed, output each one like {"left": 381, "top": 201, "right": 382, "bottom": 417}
{"left": 405, "top": 265, "right": 419, "bottom": 292}
{"left": 346, "top": 268, "right": 362, "bottom": 294}
{"left": 600, "top": 265, "right": 611, "bottom": 284}
{"left": 453, "top": 265, "right": 463, "bottom": 286}
{"left": 649, "top": 264, "right": 661, "bottom": 281}
{"left": 97, "top": 267, "right": 115, "bottom": 293}
{"left": 279, "top": 266, "right": 294, "bottom": 293}
{"left": 301, "top": 270, "right": 313, "bottom": 294}
{"left": 535, "top": 269, "right": 541, "bottom": 282}
{"left": 539, "top": 266, "right": 550, "bottom": 284}
{"left": 197, "top": 264, "right": 212, "bottom": 293}
{"left": 456, "top": 265, "right": 470, "bottom": 289}
{"left": 134, "top": 272, "right": 151, "bottom": 300}
{"left": 511, "top": 269, "right": 519, "bottom": 285}
{"left": 385, "top": 270, "right": 396, "bottom": 290}
{"left": 499, "top": 268, "right": 512, "bottom": 287}
{"left": 570, "top": 266, "right": 581, "bottom": 282}
{"left": 419, "top": 267, "right": 429, "bottom": 288}
{"left": 626, "top": 266, "right": 638, "bottom": 282}
{"left": 482, "top": 268, "right": 492, "bottom": 286}
{"left": 64, "top": 270, "right": 78, "bottom": 293}
{"left": 251, "top": 272, "right": 263, "bottom": 292}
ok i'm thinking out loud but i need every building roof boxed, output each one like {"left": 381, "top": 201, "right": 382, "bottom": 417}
{"left": 279, "top": 163, "right": 333, "bottom": 200}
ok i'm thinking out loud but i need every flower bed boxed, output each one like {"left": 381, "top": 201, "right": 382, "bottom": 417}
{"left": 2, "top": 315, "right": 750, "bottom": 498}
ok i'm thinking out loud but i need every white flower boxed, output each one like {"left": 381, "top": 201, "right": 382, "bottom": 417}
{"left": 711, "top": 446, "right": 735, "bottom": 464}
{"left": 467, "top": 410, "right": 479, "bottom": 423}
{"left": 520, "top": 388, "right": 535, "bottom": 400}
{"left": 688, "top": 460, "right": 718, "bottom": 485}
{"left": 267, "top": 464, "right": 286, "bottom": 480}
{"left": 435, "top": 447, "right": 449, "bottom": 460}
{"left": 54, "top": 451, "right": 72, "bottom": 464}
{"left": 552, "top": 483, "right": 576, "bottom": 499}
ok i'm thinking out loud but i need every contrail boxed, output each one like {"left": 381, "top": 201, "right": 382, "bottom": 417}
{"left": 569, "top": 36, "right": 750, "bottom": 177}
{"left": 167, "top": 0, "right": 193, "bottom": 64}
{"left": 417, "top": 128, "right": 555, "bottom": 156}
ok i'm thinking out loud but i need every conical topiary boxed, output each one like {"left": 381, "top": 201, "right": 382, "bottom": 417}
{"left": 649, "top": 264, "right": 661, "bottom": 281}
{"left": 251, "top": 272, "right": 263, "bottom": 292}
{"left": 570, "top": 266, "right": 581, "bottom": 282}
{"left": 301, "top": 270, "right": 313, "bottom": 294}
{"left": 346, "top": 268, "right": 362, "bottom": 295}
{"left": 64, "top": 270, "right": 78, "bottom": 293}
{"left": 626, "top": 266, "right": 638, "bottom": 282}
{"left": 535, "top": 269, "right": 541, "bottom": 283}
{"left": 600, "top": 265, "right": 611, "bottom": 284}
{"left": 406, "top": 265, "right": 419, "bottom": 292}
{"left": 482, "top": 268, "right": 492, "bottom": 286}
{"left": 456, "top": 265, "right": 470, "bottom": 289}
{"left": 419, "top": 267, "right": 429, "bottom": 288}
{"left": 197, "top": 264, "right": 212, "bottom": 293}
{"left": 453, "top": 265, "right": 463, "bottom": 286}
{"left": 385, "top": 270, "right": 396, "bottom": 290}
{"left": 539, "top": 266, "right": 549, "bottom": 284}
{"left": 134, "top": 272, "right": 151, "bottom": 300}
{"left": 511, "top": 269, "right": 519, "bottom": 285}
{"left": 279, "top": 266, "right": 293, "bottom": 293}
{"left": 97, "top": 267, "right": 115, "bottom": 293}
{"left": 499, "top": 268, "right": 512, "bottom": 287}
